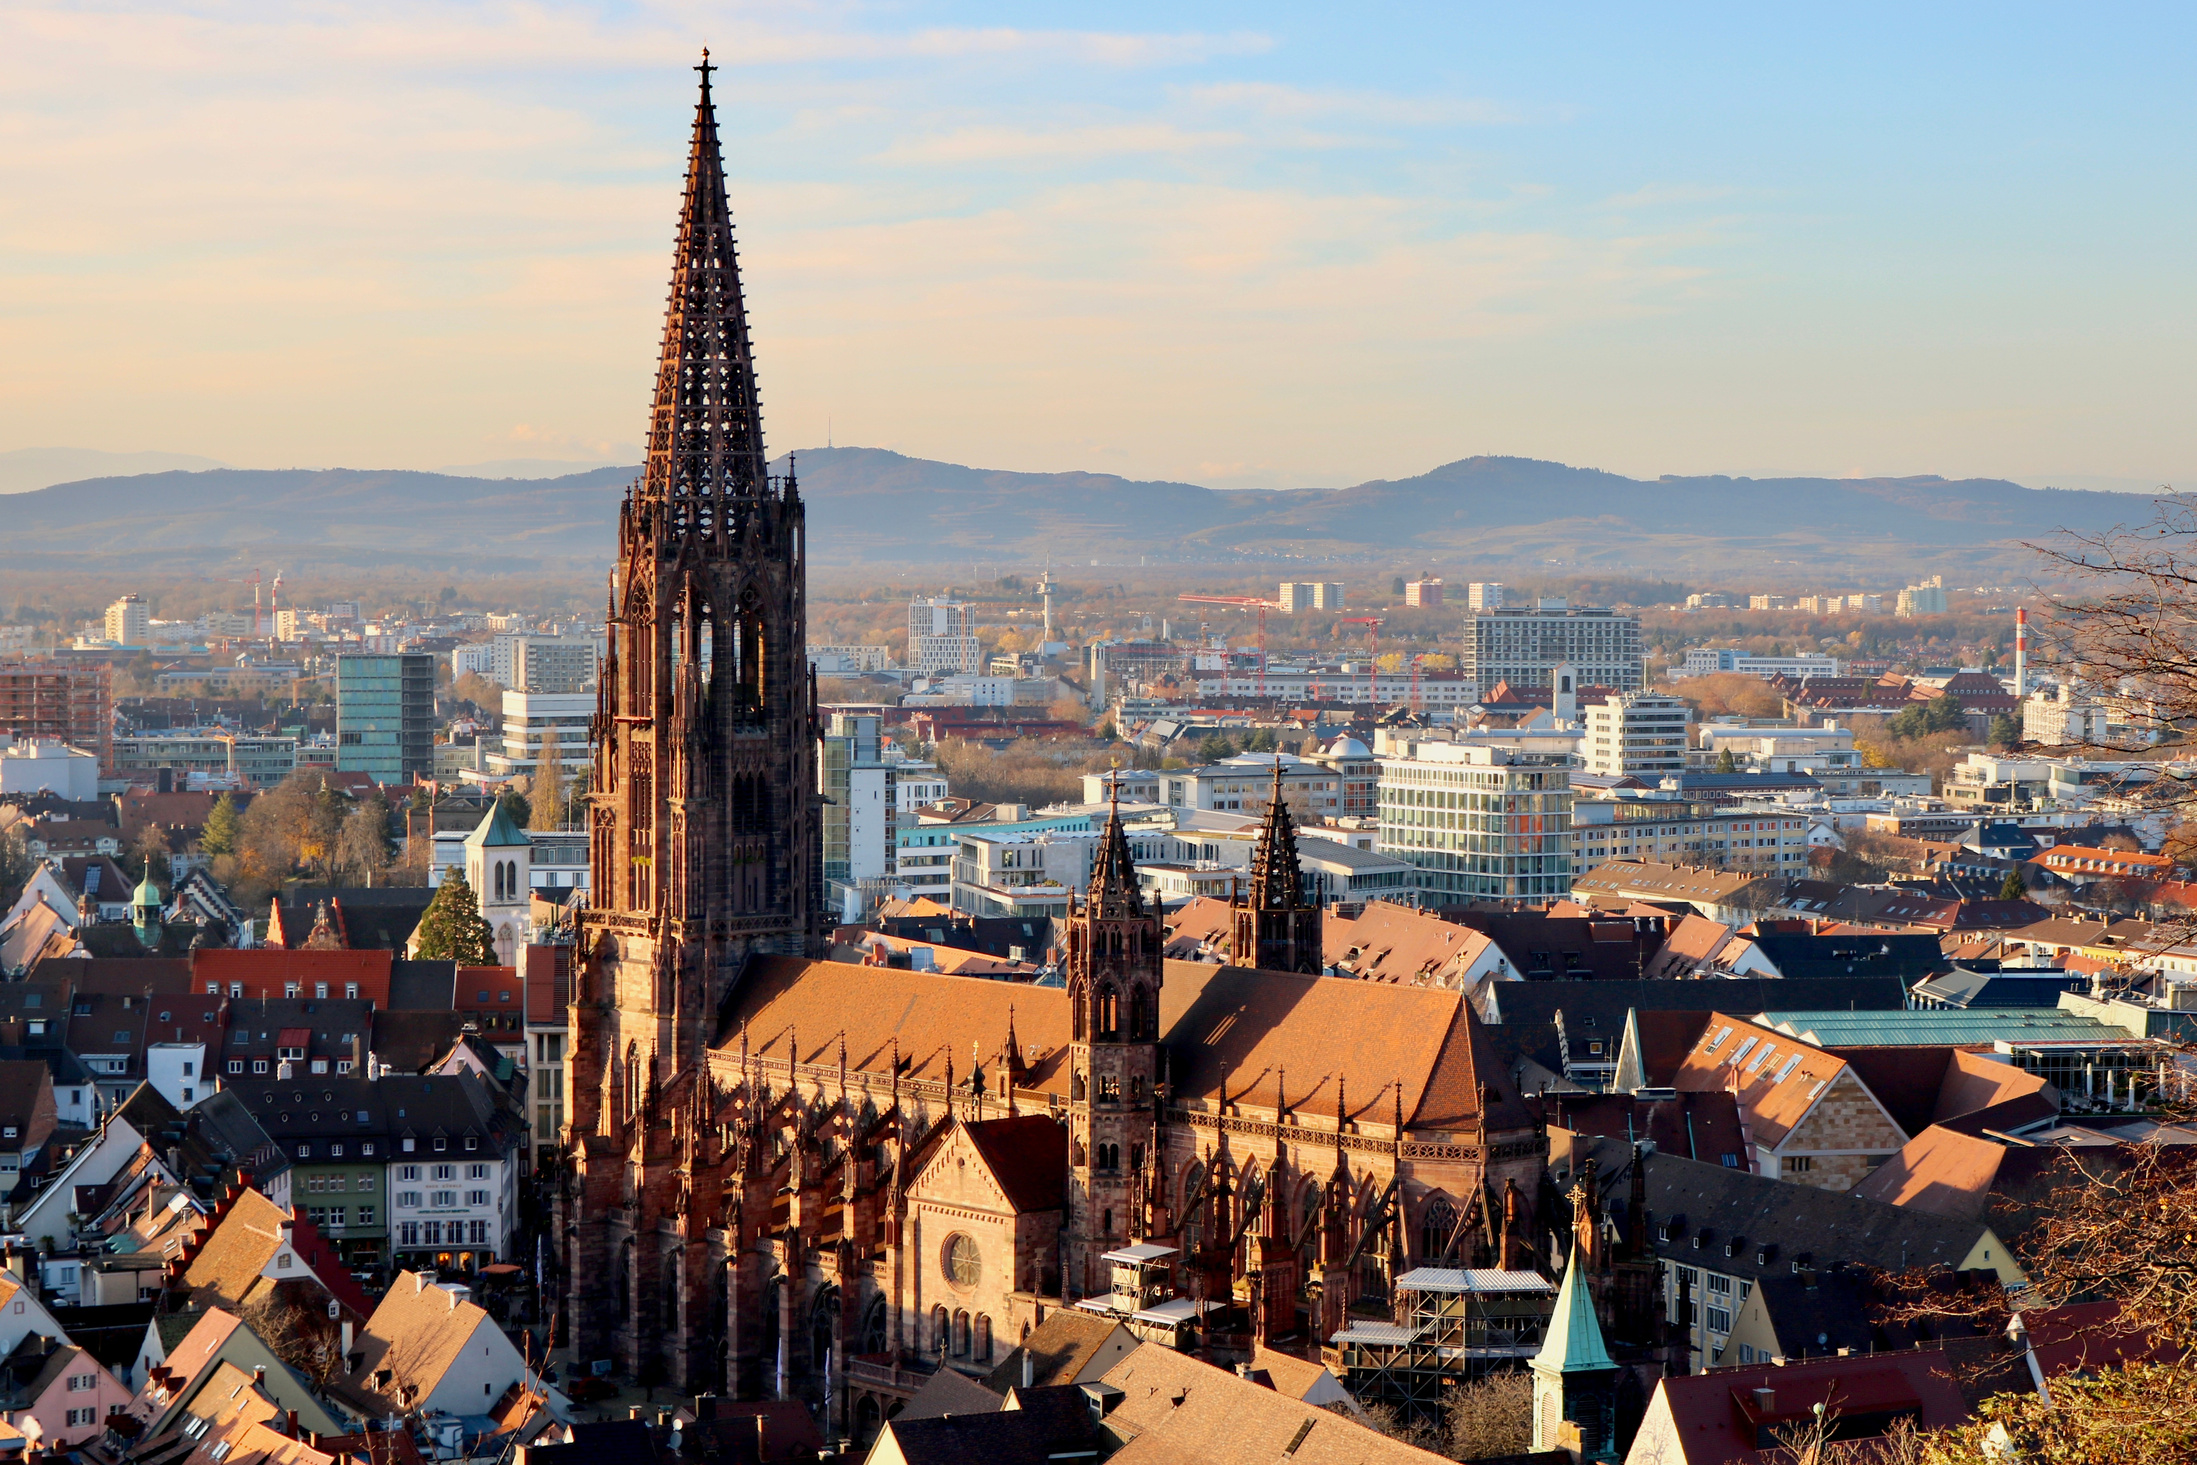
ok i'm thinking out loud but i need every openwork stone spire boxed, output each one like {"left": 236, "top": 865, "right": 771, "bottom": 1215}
{"left": 644, "top": 50, "right": 769, "bottom": 511}
{"left": 1248, "top": 760, "right": 1305, "bottom": 910}
{"left": 1231, "top": 758, "right": 1322, "bottom": 974}
{"left": 1086, "top": 779, "right": 1145, "bottom": 917}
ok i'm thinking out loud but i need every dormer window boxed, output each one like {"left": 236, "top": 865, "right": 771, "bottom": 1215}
{"left": 433, "top": 1137, "right": 447, "bottom": 1152}
{"left": 464, "top": 1136, "right": 477, "bottom": 1151}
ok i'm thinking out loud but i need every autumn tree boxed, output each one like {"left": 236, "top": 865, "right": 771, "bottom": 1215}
{"left": 531, "top": 738, "right": 564, "bottom": 832}
{"left": 335, "top": 792, "right": 393, "bottom": 883}
{"left": 412, "top": 868, "right": 497, "bottom": 964}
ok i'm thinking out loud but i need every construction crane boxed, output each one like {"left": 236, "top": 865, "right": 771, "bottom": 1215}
{"left": 1338, "top": 617, "right": 1385, "bottom": 708}
{"left": 1177, "top": 594, "right": 1279, "bottom": 696}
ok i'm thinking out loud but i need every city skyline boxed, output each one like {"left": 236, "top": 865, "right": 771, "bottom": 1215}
{"left": 4, "top": 3, "right": 2195, "bottom": 493}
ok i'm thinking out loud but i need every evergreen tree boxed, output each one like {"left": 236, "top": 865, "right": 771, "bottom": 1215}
{"left": 497, "top": 786, "right": 532, "bottom": 829}
{"left": 1988, "top": 713, "right": 2020, "bottom": 748}
{"left": 1713, "top": 747, "right": 1740, "bottom": 773}
{"left": 1999, "top": 867, "right": 2029, "bottom": 902}
{"left": 412, "top": 868, "right": 498, "bottom": 964}
{"left": 200, "top": 793, "right": 241, "bottom": 856}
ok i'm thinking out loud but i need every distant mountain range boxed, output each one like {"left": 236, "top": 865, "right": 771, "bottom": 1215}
{"left": 0, "top": 447, "right": 2162, "bottom": 578}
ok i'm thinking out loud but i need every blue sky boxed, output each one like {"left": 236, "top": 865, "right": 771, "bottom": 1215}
{"left": 2, "top": 2, "right": 2192, "bottom": 489}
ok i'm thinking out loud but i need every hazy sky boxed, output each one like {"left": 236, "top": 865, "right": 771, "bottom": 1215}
{"left": 4, "top": 3, "right": 2194, "bottom": 490}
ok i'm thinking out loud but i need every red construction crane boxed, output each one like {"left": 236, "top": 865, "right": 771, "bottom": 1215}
{"left": 1338, "top": 617, "right": 1384, "bottom": 707}
{"left": 1177, "top": 594, "right": 1279, "bottom": 696}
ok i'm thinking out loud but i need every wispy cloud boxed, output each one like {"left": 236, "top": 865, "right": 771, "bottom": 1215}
{"left": 877, "top": 123, "right": 1248, "bottom": 164}
{"left": 1183, "top": 80, "right": 1524, "bottom": 126}
{"left": 1599, "top": 182, "right": 1739, "bottom": 210}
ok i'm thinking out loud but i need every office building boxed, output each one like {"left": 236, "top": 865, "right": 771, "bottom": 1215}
{"left": 103, "top": 596, "right": 149, "bottom": 648}
{"left": 1584, "top": 692, "right": 1693, "bottom": 779}
{"left": 0, "top": 662, "right": 113, "bottom": 773}
{"left": 1375, "top": 733, "right": 1574, "bottom": 903}
{"left": 1459, "top": 601, "right": 1643, "bottom": 697}
{"left": 908, "top": 596, "right": 980, "bottom": 676}
{"left": 1467, "top": 582, "right": 1506, "bottom": 611}
{"left": 482, "top": 691, "right": 593, "bottom": 783}
{"left": 113, "top": 731, "right": 298, "bottom": 786}
{"left": 1679, "top": 649, "right": 1843, "bottom": 680}
{"left": 1403, "top": 578, "right": 1444, "bottom": 608}
{"left": 335, "top": 653, "right": 435, "bottom": 783}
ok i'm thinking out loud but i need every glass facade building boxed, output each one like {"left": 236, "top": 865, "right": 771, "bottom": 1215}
{"left": 336, "top": 652, "right": 434, "bottom": 782}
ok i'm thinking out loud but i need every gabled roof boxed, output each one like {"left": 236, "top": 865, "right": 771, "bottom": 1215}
{"left": 1566, "top": 1138, "right": 2008, "bottom": 1286}
{"left": 1097, "top": 1344, "right": 1443, "bottom": 1464}
{"left": 980, "top": 1310, "right": 1133, "bottom": 1393}
{"left": 348, "top": 1271, "right": 495, "bottom": 1411}
{"left": 960, "top": 1116, "right": 1068, "bottom": 1214}
{"left": 179, "top": 1187, "right": 370, "bottom": 1319}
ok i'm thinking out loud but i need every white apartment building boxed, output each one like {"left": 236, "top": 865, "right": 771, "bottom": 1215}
{"left": 1079, "top": 753, "right": 1347, "bottom": 818}
{"left": 1584, "top": 692, "right": 1692, "bottom": 780}
{"left": 1896, "top": 577, "right": 1949, "bottom": 617}
{"left": 810, "top": 645, "right": 895, "bottom": 673}
{"left": 481, "top": 691, "right": 593, "bottom": 780}
{"left": 104, "top": 596, "right": 149, "bottom": 648}
{"left": 1458, "top": 602, "right": 1643, "bottom": 697}
{"left": 1679, "top": 649, "right": 1844, "bottom": 680}
{"left": 1468, "top": 583, "right": 1506, "bottom": 611}
{"left": 1375, "top": 734, "right": 1574, "bottom": 904}
{"left": 506, "top": 636, "right": 598, "bottom": 693}
{"left": 1571, "top": 797, "right": 1812, "bottom": 876}
{"left": 1278, "top": 582, "right": 1346, "bottom": 612}
{"left": 909, "top": 597, "right": 981, "bottom": 676}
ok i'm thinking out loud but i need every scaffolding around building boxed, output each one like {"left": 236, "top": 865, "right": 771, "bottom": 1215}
{"left": 1331, "top": 1266, "right": 1556, "bottom": 1423}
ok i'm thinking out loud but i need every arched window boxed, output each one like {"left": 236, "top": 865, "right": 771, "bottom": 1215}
{"left": 975, "top": 1315, "right": 992, "bottom": 1361}
{"left": 930, "top": 1305, "right": 949, "bottom": 1357}
{"left": 954, "top": 1310, "right": 971, "bottom": 1357}
{"left": 1097, "top": 986, "right": 1119, "bottom": 1039}
{"left": 861, "top": 1296, "right": 888, "bottom": 1355}
{"left": 1420, "top": 1196, "right": 1459, "bottom": 1263}
{"left": 1128, "top": 986, "right": 1151, "bottom": 1040}
{"left": 811, "top": 1287, "right": 838, "bottom": 1372}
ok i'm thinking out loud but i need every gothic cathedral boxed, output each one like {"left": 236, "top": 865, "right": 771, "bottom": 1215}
{"left": 561, "top": 54, "right": 820, "bottom": 1380}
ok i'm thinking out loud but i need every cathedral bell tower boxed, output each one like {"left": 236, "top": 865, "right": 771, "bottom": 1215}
{"left": 562, "top": 53, "right": 820, "bottom": 1386}
{"left": 1064, "top": 789, "right": 1163, "bottom": 1297}
{"left": 1231, "top": 760, "right": 1322, "bottom": 973}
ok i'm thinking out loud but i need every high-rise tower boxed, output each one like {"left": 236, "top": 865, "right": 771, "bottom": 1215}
{"left": 1231, "top": 761, "right": 1323, "bottom": 973}
{"left": 1063, "top": 791, "right": 1163, "bottom": 1297}
{"left": 564, "top": 53, "right": 819, "bottom": 1379}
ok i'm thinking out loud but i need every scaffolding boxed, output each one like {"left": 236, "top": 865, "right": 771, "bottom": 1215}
{"left": 1332, "top": 1267, "right": 1557, "bottom": 1424}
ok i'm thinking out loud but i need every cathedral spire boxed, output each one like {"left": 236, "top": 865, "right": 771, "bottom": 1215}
{"left": 1086, "top": 775, "right": 1144, "bottom": 917}
{"left": 1249, "top": 760, "right": 1305, "bottom": 910}
{"left": 1231, "top": 756, "right": 1323, "bottom": 974}
{"left": 645, "top": 48, "right": 769, "bottom": 509}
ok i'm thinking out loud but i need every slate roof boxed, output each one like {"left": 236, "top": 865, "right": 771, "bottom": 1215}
{"left": 1483, "top": 976, "right": 1909, "bottom": 1030}
{"left": 1748, "top": 933, "right": 1949, "bottom": 982}
{"left": 274, "top": 889, "right": 435, "bottom": 952}
{"left": 878, "top": 1387, "right": 1096, "bottom": 1465}
{"left": 1565, "top": 1138, "right": 2009, "bottom": 1287}
{"left": 372, "top": 1011, "right": 473, "bottom": 1073}
{"left": 1911, "top": 967, "right": 2089, "bottom": 1008}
